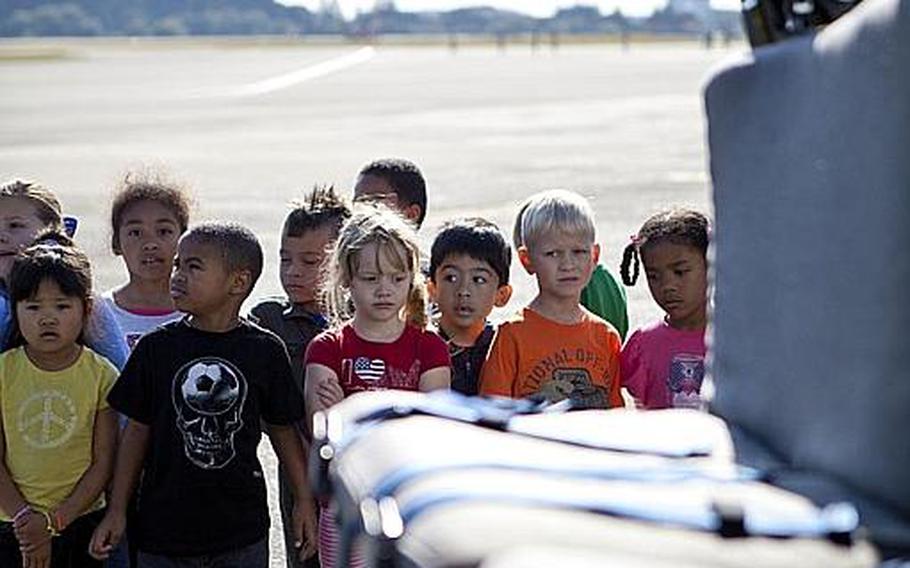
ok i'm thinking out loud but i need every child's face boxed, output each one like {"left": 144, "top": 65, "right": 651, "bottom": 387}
{"left": 280, "top": 224, "right": 335, "bottom": 306}
{"left": 16, "top": 279, "right": 85, "bottom": 364}
{"left": 522, "top": 232, "right": 599, "bottom": 302}
{"left": 348, "top": 241, "right": 412, "bottom": 325}
{"left": 353, "top": 174, "right": 421, "bottom": 225}
{"left": 116, "top": 199, "right": 181, "bottom": 284}
{"left": 641, "top": 241, "right": 708, "bottom": 330}
{"left": 170, "top": 238, "right": 236, "bottom": 317}
{"left": 431, "top": 253, "right": 507, "bottom": 336}
{"left": 0, "top": 197, "right": 49, "bottom": 282}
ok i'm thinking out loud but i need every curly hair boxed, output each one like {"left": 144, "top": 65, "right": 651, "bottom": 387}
{"left": 620, "top": 209, "right": 710, "bottom": 286}
{"left": 110, "top": 171, "right": 192, "bottom": 254}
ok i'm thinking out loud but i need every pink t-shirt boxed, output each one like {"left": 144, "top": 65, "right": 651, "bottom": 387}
{"left": 305, "top": 323, "right": 450, "bottom": 395}
{"left": 621, "top": 319, "right": 706, "bottom": 410}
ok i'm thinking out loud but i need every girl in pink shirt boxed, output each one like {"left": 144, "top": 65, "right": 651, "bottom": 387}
{"left": 620, "top": 210, "right": 710, "bottom": 410}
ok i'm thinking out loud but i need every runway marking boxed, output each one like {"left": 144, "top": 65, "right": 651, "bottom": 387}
{"left": 192, "top": 46, "right": 376, "bottom": 99}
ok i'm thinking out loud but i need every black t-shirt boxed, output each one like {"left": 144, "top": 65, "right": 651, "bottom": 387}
{"left": 108, "top": 317, "right": 303, "bottom": 556}
{"left": 438, "top": 322, "right": 495, "bottom": 396}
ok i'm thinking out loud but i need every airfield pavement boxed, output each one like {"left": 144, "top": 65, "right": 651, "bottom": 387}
{"left": 1, "top": 35, "right": 743, "bottom": 565}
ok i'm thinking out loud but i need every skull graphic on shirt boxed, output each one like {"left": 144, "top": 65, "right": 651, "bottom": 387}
{"left": 172, "top": 358, "right": 247, "bottom": 469}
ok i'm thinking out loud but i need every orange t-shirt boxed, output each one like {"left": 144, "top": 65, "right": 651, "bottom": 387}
{"left": 479, "top": 308, "right": 623, "bottom": 408}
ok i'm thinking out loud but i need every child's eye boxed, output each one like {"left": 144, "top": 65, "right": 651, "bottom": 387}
{"left": 472, "top": 275, "right": 488, "bottom": 285}
{"left": 10, "top": 221, "right": 26, "bottom": 230}
{"left": 56, "top": 303, "right": 72, "bottom": 310}
{"left": 279, "top": 257, "right": 291, "bottom": 264}
{"left": 159, "top": 227, "right": 175, "bottom": 237}
{"left": 23, "top": 304, "right": 40, "bottom": 311}
{"left": 443, "top": 274, "right": 458, "bottom": 283}
{"left": 127, "top": 229, "right": 141, "bottom": 238}
{"left": 394, "top": 274, "right": 409, "bottom": 283}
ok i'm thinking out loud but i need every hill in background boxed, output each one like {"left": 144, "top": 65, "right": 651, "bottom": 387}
{"left": 0, "top": 1, "right": 742, "bottom": 38}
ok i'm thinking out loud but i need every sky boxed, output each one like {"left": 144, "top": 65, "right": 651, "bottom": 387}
{"left": 278, "top": 0, "right": 741, "bottom": 19}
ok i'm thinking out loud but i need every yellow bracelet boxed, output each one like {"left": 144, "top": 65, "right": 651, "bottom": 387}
{"left": 40, "top": 510, "right": 59, "bottom": 537}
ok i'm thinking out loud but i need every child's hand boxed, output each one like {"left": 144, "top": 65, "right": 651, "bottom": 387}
{"left": 88, "top": 510, "right": 126, "bottom": 560}
{"left": 292, "top": 495, "right": 319, "bottom": 560}
{"left": 316, "top": 380, "right": 344, "bottom": 409}
{"left": 22, "top": 538, "right": 51, "bottom": 568}
{"left": 13, "top": 511, "right": 51, "bottom": 553}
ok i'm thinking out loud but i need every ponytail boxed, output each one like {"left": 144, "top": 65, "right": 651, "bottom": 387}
{"left": 620, "top": 241, "right": 640, "bottom": 286}
{"left": 405, "top": 277, "right": 428, "bottom": 329}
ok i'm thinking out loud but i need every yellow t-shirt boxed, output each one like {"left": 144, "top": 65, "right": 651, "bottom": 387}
{"left": 0, "top": 347, "right": 117, "bottom": 520}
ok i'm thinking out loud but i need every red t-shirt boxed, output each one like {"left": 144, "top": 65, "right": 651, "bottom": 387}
{"left": 305, "top": 324, "right": 451, "bottom": 395}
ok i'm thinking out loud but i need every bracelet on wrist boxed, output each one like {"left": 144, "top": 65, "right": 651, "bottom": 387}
{"left": 53, "top": 509, "right": 66, "bottom": 533}
{"left": 11, "top": 504, "right": 33, "bottom": 524}
{"left": 40, "top": 510, "right": 60, "bottom": 537}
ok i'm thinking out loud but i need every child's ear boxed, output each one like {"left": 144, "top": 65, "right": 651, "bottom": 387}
{"left": 592, "top": 243, "right": 601, "bottom": 265}
{"left": 403, "top": 203, "right": 422, "bottom": 225}
{"left": 517, "top": 246, "right": 535, "bottom": 275}
{"left": 229, "top": 269, "right": 252, "bottom": 296}
{"left": 494, "top": 284, "right": 513, "bottom": 308}
{"left": 83, "top": 296, "right": 94, "bottom": 320}
{"left": 426, "top": 280, "right": 438, "bottom": 301}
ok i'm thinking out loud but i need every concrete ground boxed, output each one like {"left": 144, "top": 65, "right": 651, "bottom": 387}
{"left": 0, "top": 36, "right": 742, "bottom": 566}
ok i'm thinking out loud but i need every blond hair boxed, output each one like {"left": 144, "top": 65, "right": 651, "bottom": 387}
{"left": 323, "top": 204, "right": 427, "bottom": 329}
{"left": 513, "top": 189, "right": 596, "bottom": 250}
{"left": 0, "top": 179, "right": 63, "bottom": 230}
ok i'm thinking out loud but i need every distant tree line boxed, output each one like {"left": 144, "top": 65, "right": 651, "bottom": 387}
{"left": 0, "top": 1, "right": 742, "bottom": 38}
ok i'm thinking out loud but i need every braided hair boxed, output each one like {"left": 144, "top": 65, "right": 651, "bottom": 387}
{"left": 620, "top": 209, "right": 710, "bottom": 286}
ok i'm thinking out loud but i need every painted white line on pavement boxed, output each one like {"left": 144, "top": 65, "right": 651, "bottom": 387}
{"left": 188, "top": 46, "right": 376, "bottom": 99}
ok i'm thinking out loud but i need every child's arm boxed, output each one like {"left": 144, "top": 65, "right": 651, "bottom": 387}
{"left": 478, "top": 326, "right": 518, "bottom": 397}
{"left": 266, "top": 423, "right": 318, "bottom": 560}
{"left": 88, "top": 419, "right": 150, "bottom": 560}
{"left": 419, "top": 366, "right": 451, "bottom": 391}
{"left": 0, "top": 410, "right": 52, "bottom": 555}
{"left": 303, "top": 363, "right": 344, "bottom": 432}
{"left": 620, "top": 329, "right": 647, "bottom": 409}
{"left": 43, "top": 408, "right": 117, "bottom": 533}
{"left": 84, "top": 297, "right": 130, "bottom": 370}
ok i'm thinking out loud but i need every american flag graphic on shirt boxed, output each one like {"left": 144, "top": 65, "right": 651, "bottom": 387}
{"left": 354, "top": 357, "right": 386, "bottom": 381}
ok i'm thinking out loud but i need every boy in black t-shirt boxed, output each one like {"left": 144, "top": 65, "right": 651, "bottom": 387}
{"left": 428, "top": 218, "right": 512, "bottom": 395}
{"left": 249, "top": 186, "right": 349, "bottom": 568}
{"left": 90, "top": 222, "right": 317, "bottom": 567}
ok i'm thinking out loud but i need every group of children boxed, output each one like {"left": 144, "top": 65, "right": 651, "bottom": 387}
{"left": 0, "top": 157, "right": 711, "bottom": 568}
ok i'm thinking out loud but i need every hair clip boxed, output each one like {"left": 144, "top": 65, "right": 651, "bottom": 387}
{"left": 63, "top": 216, "right": 78, "bottom": 237}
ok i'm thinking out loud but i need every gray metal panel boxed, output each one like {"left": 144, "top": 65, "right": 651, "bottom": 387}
{"left": 704, "top": 0, "right": 910, "bottom": 551}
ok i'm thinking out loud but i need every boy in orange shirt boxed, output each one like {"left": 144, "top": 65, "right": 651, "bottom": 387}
{"left": 479, "top": 190, "right": 623, "bottom": 409}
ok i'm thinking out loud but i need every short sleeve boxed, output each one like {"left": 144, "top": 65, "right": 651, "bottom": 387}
{"left": 107, "top": 336, "right": 155, "bottom": 424}
{"left": 478, "top": 323, "right": 519, "bottom": 397}
{"left": 304, "top": 330, "right": 341, "bottom": 374}
{"left": 96, "top": 356, "right": 119, "bottom": 411}
{"left": 621, "top": 329, "right": 648, "bottom": 402}
{"left": 260, "top": 336, "right": 304, "bottom": 425}
{"left": 418, "top": 330, "right": 451, "bottom": 372}
{"left": 85, "top": 296, "right": 130, "bottom": 370}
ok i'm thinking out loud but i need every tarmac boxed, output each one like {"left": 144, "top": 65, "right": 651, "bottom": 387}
{"left": 0, "top": 36, "right": 741, "bottom": 565}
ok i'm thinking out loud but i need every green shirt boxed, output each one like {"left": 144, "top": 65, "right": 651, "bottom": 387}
{"left": 580, "top": 264, "right": 629, "bottom": 340}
